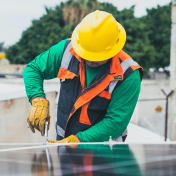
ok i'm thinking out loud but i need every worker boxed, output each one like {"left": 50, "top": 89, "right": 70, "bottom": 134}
{"left": 24, "top": 10, "right": 143, "bottom": 143}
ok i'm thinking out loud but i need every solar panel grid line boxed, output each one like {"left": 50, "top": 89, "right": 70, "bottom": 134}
{"left": 0, "top": 143, "right": 42, "bottom": 145}
{"left": 0, "top": 143, "right": 59, "bottom": 153}
{"left": 0, "top": 142, "right": 124, "bottom": 153}
{"left": 1, "top": 142, "right": 176, "bottom": 153}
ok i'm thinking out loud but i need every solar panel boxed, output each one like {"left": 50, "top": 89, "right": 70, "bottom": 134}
{"left": 0, "top": 143, "right": 176, "bottom": 175}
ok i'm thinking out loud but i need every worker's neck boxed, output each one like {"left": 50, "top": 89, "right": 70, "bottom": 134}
{"left": 85, "top": 60, "right": 108, "bottom": 68}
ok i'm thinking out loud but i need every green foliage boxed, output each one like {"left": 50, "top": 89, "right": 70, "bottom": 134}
{"left": 5, "top": 0, "right": 171, "bottom": 74}
{"left": 144, "top": 3, "right": 171, "bottom": 71}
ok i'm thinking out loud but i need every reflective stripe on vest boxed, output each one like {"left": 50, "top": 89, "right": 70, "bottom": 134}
{"left": 60, "top": 41, "right": 72, "bottom": 69}
{"left": 108, "top": 58, "right": 140, "bottom": 93}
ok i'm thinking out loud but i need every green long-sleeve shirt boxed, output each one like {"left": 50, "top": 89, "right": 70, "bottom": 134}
{"left": 23, "top": 39, "right": 141, "bottom": 142}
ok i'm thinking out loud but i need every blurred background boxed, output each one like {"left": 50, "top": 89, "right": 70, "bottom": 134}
{"left": 0, "top": 0, "right": 175, "bottom": 143}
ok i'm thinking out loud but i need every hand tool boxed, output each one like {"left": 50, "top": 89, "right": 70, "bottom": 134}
{"left": 44, "top": 121, "right": 49, "bottom": 144}
{"left": 27, "top": 121, "right": 49, "bottom": 144}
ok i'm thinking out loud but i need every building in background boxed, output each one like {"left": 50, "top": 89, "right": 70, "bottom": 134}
{"left": 0, "top": 80, "right": 59, "bottom": 143}
{"left": 169, "top": 0, "right": 176, "bottom": 140}
{"left": 0, "top": 52, "right": 10, "bottom": 65}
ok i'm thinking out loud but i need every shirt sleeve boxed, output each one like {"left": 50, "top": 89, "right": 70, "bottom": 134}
{"left": 23, "top": 39, "right": 67, "bottom": 103}
{"left": 76, "top": 69, "right": 141, "bottom": 142}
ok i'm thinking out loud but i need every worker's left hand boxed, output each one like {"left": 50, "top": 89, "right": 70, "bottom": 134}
{"left": 49, "top": 135, "right": 81, "bottom": 143}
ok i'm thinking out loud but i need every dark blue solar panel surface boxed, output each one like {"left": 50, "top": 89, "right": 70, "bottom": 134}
{"left": 0, "top": 144, "right": 176, "bottom": 176}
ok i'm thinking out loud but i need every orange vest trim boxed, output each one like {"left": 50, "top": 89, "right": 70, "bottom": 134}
{"left": 65, "top": 74, "right": 114, "bottom": 131}
{"left": 79, "top": 62, "right": 86, "bottom": 92}
{"left": 131, "top": 65, "right": 144, "bottom": 71}
{"left": 110, "top": 54, "right": 123, "bottom": 78}
{"left": 79, "top": 91, "right": 111, "bottom": 125}
{"left": 68, "top": 74, "right": 114, "bottom": 118}
{"left": 69, "top": 47, "right": 86, "bottom": 91}
{"left": 69, "top": 47, "right": 82, "bottom": 62}
{"left": 79, "top": 101, "right": 91, "bottom": 125}
{"left": 57, "top": 67, "right": 77, "bottom": 80}
{"left": 116, "top": 50, "right": 132, "bottom": 61}
{"left": 98, "top": 91, "right": 112, "bottom": 99}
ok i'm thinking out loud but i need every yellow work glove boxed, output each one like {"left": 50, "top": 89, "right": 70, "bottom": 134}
{"left": 27, "top": 97, "right": 51, "bottom": 136}
{"left": 49, "top": 135, "right": 81, "bottom": 143}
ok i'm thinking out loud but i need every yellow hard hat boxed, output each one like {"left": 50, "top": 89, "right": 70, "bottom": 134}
{"left": 71, "top": 10, "right": 126, "bottom": 61}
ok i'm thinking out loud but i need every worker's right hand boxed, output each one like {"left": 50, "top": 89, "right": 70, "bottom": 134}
{"left": 49, "top": 135, "right": 81, "bottom": 143}
{"left": 27, "top": 97, "right": 51, "bottom": 136}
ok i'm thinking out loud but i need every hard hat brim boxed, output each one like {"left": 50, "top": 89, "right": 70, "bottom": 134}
{"left": 71, "top": 22, "right": 126, "bottom": 62}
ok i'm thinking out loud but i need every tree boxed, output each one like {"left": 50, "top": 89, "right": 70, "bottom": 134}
{"left": 5, "top": 0, "right": 171, "bottom": 75}
{"left": 144, "top": 3, "right": 171, "bottom": 72}
{"left": 62, "top": 0, "right": 100, "bottom": 27}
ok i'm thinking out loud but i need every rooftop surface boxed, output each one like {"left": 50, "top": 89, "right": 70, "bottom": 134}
{"left": 0, "top": 82, "right": 59, "bottom": 101}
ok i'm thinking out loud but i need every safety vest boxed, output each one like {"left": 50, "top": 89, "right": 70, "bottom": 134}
{"left": 56, "top": 39, "right": 143, "bottom": 141}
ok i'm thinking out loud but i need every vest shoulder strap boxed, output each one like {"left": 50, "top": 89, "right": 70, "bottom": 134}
{"left": 107, "top": 51, "right": 143, "bottom": 93}
{"left": 61, "top": 40, "right": 72, "bottom": 69}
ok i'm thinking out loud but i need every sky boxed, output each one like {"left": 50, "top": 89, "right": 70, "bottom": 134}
{"left": 0, "top": 0, "right": 171, "bottom": 47}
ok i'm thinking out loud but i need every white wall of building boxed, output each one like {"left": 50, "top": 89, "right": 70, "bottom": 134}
{"left": 0, "top": 92, "right": 57, "bottom": 143}
{"left": 131, "top": 80, "right": 170, "bottom": 137}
